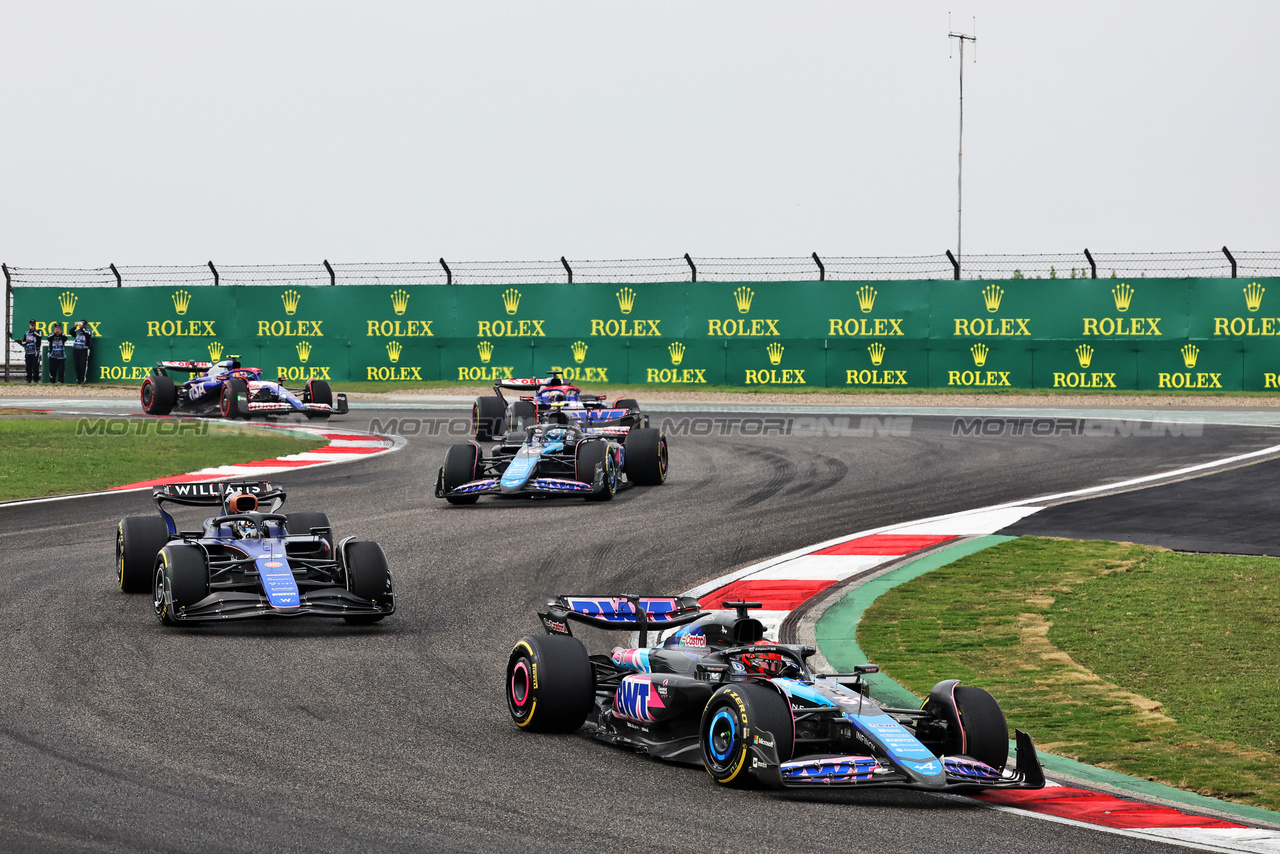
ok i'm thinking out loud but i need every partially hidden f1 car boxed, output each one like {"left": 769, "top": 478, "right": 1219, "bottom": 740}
{"left": 506, "top": 596, "right": 1045, "bottom": 792}
{"left": 435, "top": 417, "right": 667, "bottom": 504}
{"left": 471, "top": 372, "right": 646, "bottom": 441}
{"left": 116, "top": 480, "right": 394, "bottom": 625}
{"left": 140, "top": 358, "right": 348, "bottom": 420}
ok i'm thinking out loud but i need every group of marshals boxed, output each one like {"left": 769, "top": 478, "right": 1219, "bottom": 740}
{"left": 13, "top": 318, "right": 93, "bottom": 384}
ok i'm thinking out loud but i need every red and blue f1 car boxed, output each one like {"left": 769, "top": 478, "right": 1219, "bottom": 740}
{"left": 507, "top": 596, "right": 1045, "bottom": 792}
{"left": 472, "top": 371, "right": 645, "bottom": 441}
{"left": 116, "top": 480, "right": 394, "bottom": 625}
{"left": 140, "top": 359, "right": 348, "bottom": 420}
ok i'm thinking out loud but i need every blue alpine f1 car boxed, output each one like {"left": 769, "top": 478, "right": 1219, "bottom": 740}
{"left": 116, "top": 480, "right": 394, "bottom": 625}
{"left": 507, "top": 596, "right": 1045, "bottom": 793}
{"left": 472, "top": 372, "right": 646, "bottom": 441}
{"left": 435, "top": 415, "right": 668, "bottom": 504}
{"left": 140, "top": 358, "right": 348, "bottom": 420}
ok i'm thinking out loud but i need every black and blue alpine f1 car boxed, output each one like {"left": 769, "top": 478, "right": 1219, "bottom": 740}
{"left": 506, "top": 596, "right": 1045, "bottom": 792}
{"left": 435, "top": 416, "right": 667, "bottom": 504}
{"left": 116, "top": 480, "right": 394, "bottom": 625}
{"left": 140, "top": 358, "right": 348, "bottom": 420}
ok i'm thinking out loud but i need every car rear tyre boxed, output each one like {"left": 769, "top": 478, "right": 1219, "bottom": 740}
{"left": 473, "top": 396, "right": 506, "bottom": 441}
{"left": 623, "top": 428, "right": 667, "bottom": 486}
{"left": 508, "top": 400, "right": 537, "bottom": 432}
{"left": 506, "top": 634, "right": 594, "bottom": 733}
{"left": 220, "top": 379, "right": 249, "bottom": 419}
{"left": 700, "top": 682, "right": 795, "bottom": 787}
{"left": 576, "top": 440, "right": 616, "bottom": 501}
{"left": 343, "top": 541, "right": 393, "bottom": 623}
{"left": 117, "top": 516, "right": 171, "bottom": 593}
{"left": 442, "top": 442, "right": 481, "bottom": 505}
{"left": 154, "top": 545, "right": 209, "bottom": 625}
{"left": 140, "top": 374, "right": 177, "bottom": 416}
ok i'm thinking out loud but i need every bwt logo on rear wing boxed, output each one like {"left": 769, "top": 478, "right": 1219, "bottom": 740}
{"left": 541, "top": 594, "right": 704, "bottom": 644}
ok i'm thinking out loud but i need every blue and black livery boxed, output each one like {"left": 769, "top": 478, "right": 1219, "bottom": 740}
{"left": 506, "top": 596, "right": 1045, "bottom": 793}
{"left": 116, "top": 480, "right": 393, "bottom": 625}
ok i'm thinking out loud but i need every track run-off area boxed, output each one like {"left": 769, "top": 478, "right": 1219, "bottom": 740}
{"left": 4, "top": 394, "right": 1280, "bottom": 854}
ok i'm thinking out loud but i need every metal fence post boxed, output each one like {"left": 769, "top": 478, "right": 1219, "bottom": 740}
{"left": 1083, "top": 248, "right": 1097, "bottom": 279}
{"left": 945, "top": 250, "right": 960, "bottom": 280}
{"left": 1222, "top": 246, "right": 1237, "bottom": 278}
{"left": 208, "top": 261, "right": 220, "bottom": 286}
{"left": 110, "top": 263, "right": 122, "bottom": 287}
{"left": 3, "top": 263, "right": 10, "bottom": 381}
{"left": 684, "top": 253, "right": 697, "bottom": 283}
{"left": 323, "top": 259, "right": 336, "bottom": 286}
{"left": 812, "top": 252, "right": 825, "bottom": 281}
{"left": 561, "top": 256, "right": 573, "bottom": 284}
{"left": 439, "top": 258, "right": 452, "bottom": 285}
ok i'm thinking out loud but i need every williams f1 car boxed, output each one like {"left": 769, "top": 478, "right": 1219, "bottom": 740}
{"left": 506, "top": 596, "right": 1044, "bottom": 793}
{"left": 472, "top": 371, "right": 646, "bottom": 441}
{"left": 435, "top": 417, "right": 667, "bottom": 504}
{"left": 140, "top": 358, "right": 348, "bottom": 420}
{"left": 116, "top": 480, "right": 394, "bottom": 625}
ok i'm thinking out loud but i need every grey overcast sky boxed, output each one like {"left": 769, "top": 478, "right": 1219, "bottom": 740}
{"left": 1, "top": 1, "right": 1276, "bottom": 266}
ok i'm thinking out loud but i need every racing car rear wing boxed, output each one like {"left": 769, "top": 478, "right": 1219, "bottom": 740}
{"left": 152, "top": 480, "right": 286, "bottom": 535}
{"left": 154, "top": 360, "right": 214, "bottom": 374}
{"left": 540, "top": 594, "right": 704, "bottom": 645}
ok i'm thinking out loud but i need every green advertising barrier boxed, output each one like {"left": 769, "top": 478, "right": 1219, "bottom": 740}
{"left": 12, "top": 277, "right": 1280, "bottom": 390}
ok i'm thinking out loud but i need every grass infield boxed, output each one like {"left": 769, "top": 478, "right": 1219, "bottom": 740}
{"left": 0, "top": 417, "right": 327, "bottom": 501}
{"left": 858, "top": 536, "right": 1280, "bottom": 811}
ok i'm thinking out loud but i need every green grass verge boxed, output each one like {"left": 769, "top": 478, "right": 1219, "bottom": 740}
{"left": 858, "top": 536, "right": 1280, "bottom": 810}
{"left": 0, "top": 418, "right": 327, "bottom": 501}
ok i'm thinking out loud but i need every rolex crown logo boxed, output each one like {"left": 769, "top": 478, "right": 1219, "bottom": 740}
{"left": 982, "top": 285, "right": 1004, "bottom": 313}
{"left": 391, "top": 288, "right": 411, "bottom": 316}
{"left": 1112, "top": 282, "right": 1134, "bottom": 313}
{"left": 571, "top": 340, "right": 588, "bottom": 364}
{"left": 1076, "top": 344, "right": 1094, "bottom": 369}
{"left": 867, "top": 342, "right": 886, "bottom": 366}
{"left": 1181, "top": 344, "right": 1200, "bottom": 369}
{"left": 387, "top": 341, "right": 403, "bottom": 364}
{"left": 857, "top": 285, "right": 877, "bottom": 314}
{"left": 172, "top": 289, "right": 192, "bottom": 316}
{"left": 616, "top": 287, "right": 636, "bottom": 315}
{"left": 58, "top": 290, "right": 78, "bottom": 317}
{"left": 208, "top": 341, "right": 224, "bottom": 362}
{"left": 734, "top": 286, "right": 755, "bottom": 314}
{"left": 119, "top": 341, "right": 135, "bottom": 362}
{"left": 281, "top": 289, "right": 302, "bottom": 316}
{"left": 1244, "top": 281, "right": 1265, "bottom": 313}
{"left": 668, "top": 342, "right": 686, "bottom": 366}
{"left": 477, "top": 340, "right": 494, "bottom": 364}
{"left": 970, "top": 343, "right": 989, "bottom": 367}
{"left": 766, "top": 342, "right": 785, "bottom": 366}
{"left": 296, "top": 341, "right": 312, "bottom": 363}
{"left": 502, "top": 288, "right": 522, "bottom": 315}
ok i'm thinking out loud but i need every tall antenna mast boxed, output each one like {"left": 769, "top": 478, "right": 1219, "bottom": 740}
{"left": 949, "top": 18, "right": 976, "bottom": 273}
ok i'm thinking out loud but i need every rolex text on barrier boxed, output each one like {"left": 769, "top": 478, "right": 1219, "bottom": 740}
{"left": 11, "top": 278, "right": 1279, "bottom": 390}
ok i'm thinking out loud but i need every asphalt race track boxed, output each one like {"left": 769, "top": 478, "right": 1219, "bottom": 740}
{"left": 3, "top": 405, "right": 1279, "bottom": 854}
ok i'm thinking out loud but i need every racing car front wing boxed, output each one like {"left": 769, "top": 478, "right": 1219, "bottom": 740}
{"left": 752, "top": 729, "right": 1046, "bottom": 791}
{"left": 166, "top": 586, "right": 393, "bottom": 621}
{"left": 434, "top": 471, "right": 596, "bottom": 498}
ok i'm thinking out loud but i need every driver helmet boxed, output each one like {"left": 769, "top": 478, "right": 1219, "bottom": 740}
{"left": 543, "top": 388, "right": 568, "bottom": 407}
{"left": 740, "top": 640, "right": 792, "bottom": 677}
